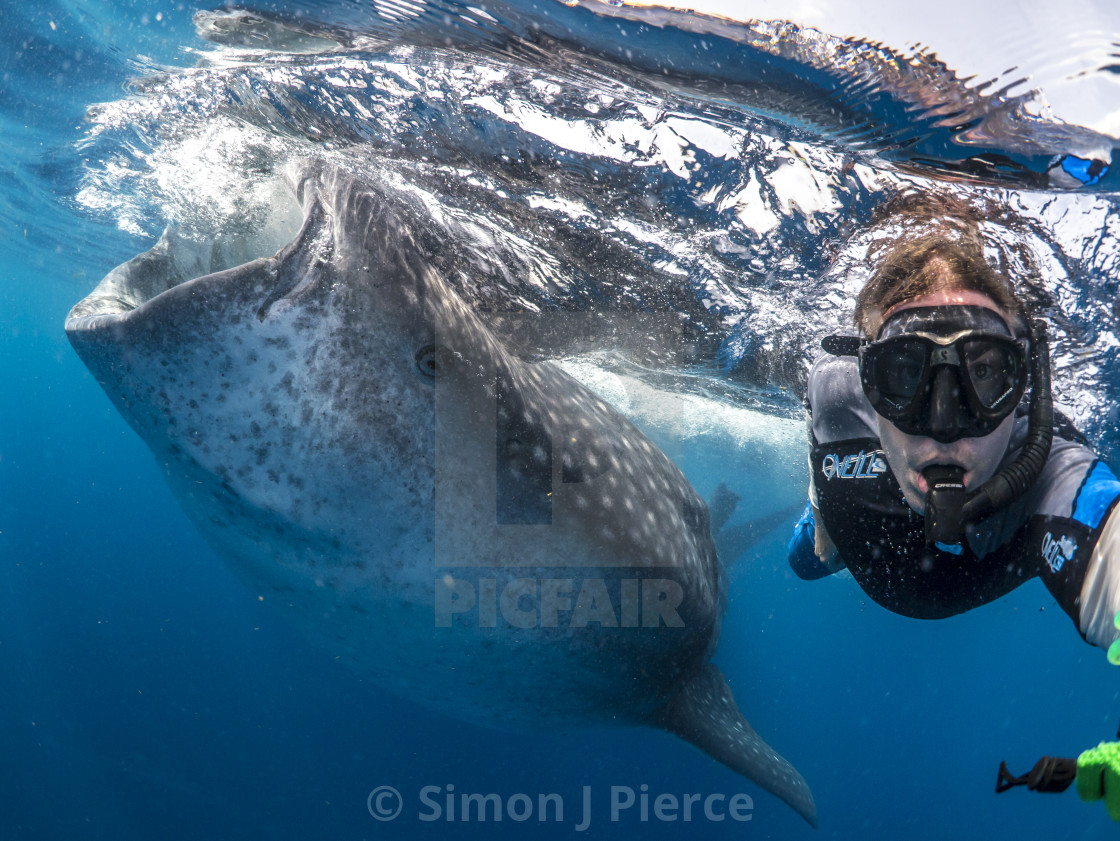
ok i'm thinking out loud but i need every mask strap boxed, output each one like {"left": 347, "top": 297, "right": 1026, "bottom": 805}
{"left": 820, "top": 335, "right": 863, "bottom": 356}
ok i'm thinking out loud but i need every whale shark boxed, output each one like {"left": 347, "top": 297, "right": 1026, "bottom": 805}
{"left": 65, "top": 161, "right": 815, "bottom": 825}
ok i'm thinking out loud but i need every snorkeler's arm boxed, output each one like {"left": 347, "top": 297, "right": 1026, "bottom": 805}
{"left": 809, "top": 355, "right": 878, "bottom": 566}
{"left": 790, "top": 354, "right": 876, "bottom": 576}
{"left": 787, "top": 502, "right": 843, "bottom": 578}
{"left": 811, "top": 503, "right": 840, "bottom": 567}
{"left": 1078, "top": 505, "right": 1120, "bottom": 648}
{"left": 1026, "top": 448, "right": 1120, "bottom": 647}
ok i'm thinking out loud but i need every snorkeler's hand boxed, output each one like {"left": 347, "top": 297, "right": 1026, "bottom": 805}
{"left": 811, "top": 504, "right": 844, "bottom": 572}
{"left": 1076, "top": 742, "right": 1120, "bottom": 821}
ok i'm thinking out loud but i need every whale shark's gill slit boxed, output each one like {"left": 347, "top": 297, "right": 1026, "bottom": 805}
{"left": 495, "top": 371, "right": 554, "bottom": 525}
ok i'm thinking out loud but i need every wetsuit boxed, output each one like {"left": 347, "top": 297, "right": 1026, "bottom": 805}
{"left": 788, "top": 353, "right": 1120, "bottom": 646}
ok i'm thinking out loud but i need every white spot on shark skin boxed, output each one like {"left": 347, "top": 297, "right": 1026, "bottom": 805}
{"left": 63, "top": 159, "right": 815, "bottom": 826}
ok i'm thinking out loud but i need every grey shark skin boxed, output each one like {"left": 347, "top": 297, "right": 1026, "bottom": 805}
{"left": 65, "top": 164, "right": 815, "bottom": 826}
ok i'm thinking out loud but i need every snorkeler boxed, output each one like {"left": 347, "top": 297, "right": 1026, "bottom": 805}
{"left": 788, "top": 189, "right": 1120, "bottom": 639}
{"left": 786, "top": 189, "right": 1120, "bottom": 820}
{"left": 787, "top": 189, "right": 1120, "bottom": 818}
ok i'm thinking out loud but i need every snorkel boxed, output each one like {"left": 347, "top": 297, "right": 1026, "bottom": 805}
{"left": 923, "top": 318, "right": 1053, "bottom": 547}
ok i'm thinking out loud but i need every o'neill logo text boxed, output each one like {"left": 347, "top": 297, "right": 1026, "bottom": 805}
{"left": 1041, "top": 532, "right": 1078, "bottom": 573}
{"left": 822, "top": 450, "right": 888, "bottom": 480}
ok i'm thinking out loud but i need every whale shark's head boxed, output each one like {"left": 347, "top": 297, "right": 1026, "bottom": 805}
{"left": 64, "top": 162, "right": 716, "bottom": 600}
{"left": 64, "top": 165, "right": 500, "bottom": 584}
{"left": 65, "top": 159, "right": 727, "bottom": 694}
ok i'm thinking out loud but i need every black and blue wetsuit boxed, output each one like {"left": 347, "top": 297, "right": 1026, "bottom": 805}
{"left": 788, "top": 354, "right": 1120, "bottom": 645}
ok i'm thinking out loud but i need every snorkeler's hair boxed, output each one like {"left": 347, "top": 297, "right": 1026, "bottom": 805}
{"left": 853, "top": 189, "right": 1025, "bottom": 338}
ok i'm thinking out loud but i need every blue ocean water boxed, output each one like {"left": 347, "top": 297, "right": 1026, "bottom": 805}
{"left": 2, "top": 1, "right": 1120, "bottom": 839}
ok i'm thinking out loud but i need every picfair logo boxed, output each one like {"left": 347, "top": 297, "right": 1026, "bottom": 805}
{"left": 1041, "top": 532, "right": 1078, "bottom": 573}
{"left": 822, "top": 450, "right": 888, "bottom": 480}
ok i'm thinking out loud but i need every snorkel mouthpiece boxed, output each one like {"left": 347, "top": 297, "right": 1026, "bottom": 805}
{"left": 924, "top": 465, "right": 967, "bottom": 547}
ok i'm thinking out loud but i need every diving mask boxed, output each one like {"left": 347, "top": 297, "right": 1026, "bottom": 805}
{"left": 859, "top": 305, "right": 1028, "bottom": 443}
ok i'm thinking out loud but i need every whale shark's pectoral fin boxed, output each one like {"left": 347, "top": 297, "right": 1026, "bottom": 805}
{"left": 656, "top": 663, "right": 817, "bottom": 827}
{"left": 715, "top": 501, "right": 807, "bottom": 567}
{"left": 707, "top": 482, "right": 741, "bottom": 533}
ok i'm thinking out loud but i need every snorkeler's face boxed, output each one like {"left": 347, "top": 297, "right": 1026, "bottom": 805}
{"left": 873, "top": 290, "right": 1018, "bottom": 514}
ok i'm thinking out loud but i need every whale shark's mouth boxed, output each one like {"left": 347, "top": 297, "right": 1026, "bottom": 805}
{"left": 65, "top": 174, "right": 305, "bottom": 327}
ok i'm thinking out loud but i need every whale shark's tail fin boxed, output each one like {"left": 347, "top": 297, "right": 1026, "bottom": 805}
{"left": 656, "top": 663, "right": 817, "bottom": 827}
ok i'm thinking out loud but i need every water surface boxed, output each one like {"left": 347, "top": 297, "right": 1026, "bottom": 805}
{"left": 2, "top": 1, "right": 1119, "bottom": 839}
